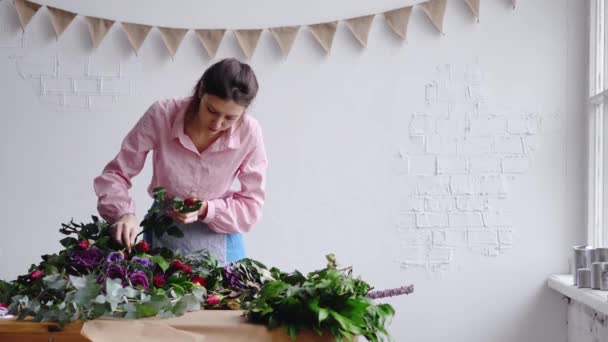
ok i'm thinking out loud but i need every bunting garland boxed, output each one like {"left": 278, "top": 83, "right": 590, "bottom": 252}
{"left": 47, "top": 7, "right": 77, "bottom": 39}
{"left": 11, "top": 0, "right": 506, "bottom": 59}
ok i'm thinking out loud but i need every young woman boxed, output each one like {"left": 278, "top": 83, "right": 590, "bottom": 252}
{"left": 93, "top": 58, "right": 267, "bottom": 264}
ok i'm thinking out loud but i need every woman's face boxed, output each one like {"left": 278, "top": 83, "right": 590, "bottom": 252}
{"left": 197, "top": 94, "right": 245, "bottom": 135}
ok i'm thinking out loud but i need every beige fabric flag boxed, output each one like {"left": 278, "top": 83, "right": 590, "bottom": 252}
{"left": 47, "top": 7, "right": 76, "bottom": 39}
{"left": 384, "top": 7, "right": 413, "bottom": 40}
{"left": 344, "top": 15, "right": 375, "bottom": 47}
{"left": 465, "top": 0, "right": 480, "bottom": 19}
{"left": 14, "top": 0, "right": 41, "bottom": 31}
{"left": 270, "top": 26, "right": 300, "bottom": 57}
{"left": 195, "top": 29, "right": 226, "bottom": 58}
{"left": 158, "top": 27, "right": 188, "bottom": 58}
{"left": 421, "top": 0, "right": 448, "bottom": 33}
{"left": 309, "top": 21, "right": 338, "bottom": 54}
{"left": 234, "top": 29, "right": 263, "bottom": 60}
{"left": 85, "top": 16, "right": 115, "bottom": 48}
{"left": 122, "top": 22, "right": 152, "bottom": 55}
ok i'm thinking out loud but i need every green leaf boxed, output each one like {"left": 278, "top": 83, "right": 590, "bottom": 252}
{"left": 329, "top": 311, "right": 362, "bottom": 335}
{"left": 284, "top": 324, "right": 299, "bottom": 340}
{"left": 171, "top": 284, "right": 185, "bottom": 297}
{"left": 151, "top": 256, "right": 170, "bottom": 272}
{"left": 42, "top": 274, "right": 67, "bottom": 291}
{"left": 318, "top": 308, "right": 330, "bottom": 323}
{"left": 69, "top": 275, "right": 88, "bottom": 290}
{"left": 136, "top": 303, "right": 158, "bottom": 318}
{"left": 59, "top": 237, "right": 77, "bottom": 248}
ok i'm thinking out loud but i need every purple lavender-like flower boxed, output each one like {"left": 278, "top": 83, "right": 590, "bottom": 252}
{"left": 106, "top": 251, "right": 124, "bottom": 263}
{"left": 129, "top": 270, "right": 149, "bottom": 290}
{"left": 70, "top": 246, "right": 105, "bottom": 270}
{"left": 96, "top": 274, "right": 105, "bottom": 284}
{"left": 105, "top": 263, "right": 127, "bottom": 280}
{"left": 131, "top": 257, "right": 153, "bottom": 268}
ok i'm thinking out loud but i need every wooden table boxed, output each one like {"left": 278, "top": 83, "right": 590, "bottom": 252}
{"left": 0, "top": 317, "right": 87, "bottom": 341}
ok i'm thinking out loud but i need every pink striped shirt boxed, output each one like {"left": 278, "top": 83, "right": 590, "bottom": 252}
{"left": 93, "top": 97, "right": 267, "bottom": 234}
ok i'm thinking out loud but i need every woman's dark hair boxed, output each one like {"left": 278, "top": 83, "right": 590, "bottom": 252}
{"left": 187, "top": 58, "right": 259, "bottom": 117}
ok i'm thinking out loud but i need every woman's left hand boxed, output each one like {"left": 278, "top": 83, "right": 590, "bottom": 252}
{"left": 170, "top": 200, "right": 208, "bottom": 224}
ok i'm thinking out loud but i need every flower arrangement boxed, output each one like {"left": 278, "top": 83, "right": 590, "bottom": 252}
{"left": 0, "top": 188, "right": 412, "bottom": 341}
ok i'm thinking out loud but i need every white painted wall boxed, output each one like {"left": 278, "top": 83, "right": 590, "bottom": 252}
{"left": 0, "top": 0, "right": 587, "bottom": 341}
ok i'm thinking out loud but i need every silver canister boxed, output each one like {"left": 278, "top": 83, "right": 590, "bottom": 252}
{"left": 591, "top": 262, "right": 608, "bottom": 289}
{"left": 593, "top": 248, "right": 608, "bottom": 263}
{"left": 577, "top": 268, "right": 592, "bottom": 288}
{"left": 600, "top": 264, "right": 608, "bottom": 290}
{"left": 573, "top": 245, "right": 593, "bottom": 285}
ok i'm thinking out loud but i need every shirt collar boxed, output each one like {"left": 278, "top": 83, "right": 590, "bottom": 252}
{"left": 171, "top": 106, "right": 242, "bottom": 151}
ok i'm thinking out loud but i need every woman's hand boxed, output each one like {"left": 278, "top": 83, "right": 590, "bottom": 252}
{"left": 112, "top": 213, "right": 138, "bottom": 252}
{"left": 170, "top": 200, "right": 208, "bottom": 224}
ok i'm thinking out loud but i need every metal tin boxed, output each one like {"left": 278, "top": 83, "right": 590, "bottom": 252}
{"left": 577, "top": 268, "right": 592, "bottom": 288}
{"left": 593, "top": 248, "right": 608, "bottom": 263}
{"left": 600, "top": 265, "right": 608, "bottom": 290}
{"left": 591, "top": 262, "right": 608, "bottom": 289}
{"left": 573, "top": 245, "right": 593, "bottom": 285}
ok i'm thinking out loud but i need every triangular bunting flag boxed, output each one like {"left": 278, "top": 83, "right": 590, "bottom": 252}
{"left": 234, "top": 29, "right": 263, "bottom": 60}
{"left": 345, "top": 15, "right": 375, "bottom": 47}
{"left": 122, "top": 22, "right": 152, "bottom": 55}
{"left": 14, "top": 0, "right": 41, "bottom": 31}
{"left": 47, "top": 7, "right": 76, "bottom": 39}
{"left": 85, "top": 16, "right": 115, "bottom": 48}
{"left": 384, "top": 7, "right": 413, "bottom": 40}
{"left": 309, "top": 22, "right": 338, "bottom": 54}
{"left": 195, "top": 29, "right": 226, "bottom": 58}
{"left": 270, "top": 26, "right": 300, "bottom": 57}
{"left": 421, "top": 0, "right": 448, "bottom": 33}
{"left": 158, "top": 27, "right": 188, "bottom": 59}
{"left": 465, "top": 0, "right": 480, "bottom": 20}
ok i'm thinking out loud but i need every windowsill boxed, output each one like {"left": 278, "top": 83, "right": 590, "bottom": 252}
{"left": 547, "top": 274, "right": 608, "bottom": 315}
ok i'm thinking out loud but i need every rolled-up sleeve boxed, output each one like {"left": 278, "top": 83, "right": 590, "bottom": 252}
{"left": 202, "top": 126, "right": 268, "bottom": 234}
{"left": 93, "top": 103, "right": 158, "bottom": 223}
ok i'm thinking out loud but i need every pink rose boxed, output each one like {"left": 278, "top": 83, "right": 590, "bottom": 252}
{"left": 206, "top": 295, "right": 220, "bottom": 306}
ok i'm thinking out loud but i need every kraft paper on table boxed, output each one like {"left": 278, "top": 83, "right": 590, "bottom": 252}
{"left": 81, "top": 310, "right": 352, "bottom": 342}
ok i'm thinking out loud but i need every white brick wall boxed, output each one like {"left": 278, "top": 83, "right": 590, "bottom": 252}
{"left": 395, "top": 65, "right": 541, "bottom": 268}
{"left": 11, "top": 53, "right": 135, "bottom": 111}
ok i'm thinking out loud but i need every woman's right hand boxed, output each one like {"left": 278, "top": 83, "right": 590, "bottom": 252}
{"left": 112, "top": 213, "right": 138, "bottom": 252}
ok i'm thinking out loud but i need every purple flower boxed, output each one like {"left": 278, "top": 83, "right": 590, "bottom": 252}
{"left": 96, "top": 274, "right": 105, "bottom": 284}
{"left": 106, "top": 252, "right": 124, "bottom": 263}
{"left": 70, "top": 246, "right": 105, "bottom": 270}
{"left": 105, "top": 264, "right": 127, "bottom": 280}
{"left": 129, "top": 270, "right": 149, "bottom": 290}
{"left": 223, "top": 263, "right": 246, "bottom": 290}
{"left": 131, "top": 257, "right": 153, "bottom": 268}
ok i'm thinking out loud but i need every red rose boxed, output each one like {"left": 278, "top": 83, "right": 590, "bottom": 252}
{"left": 135, "top": 241, "right": 149, "bottom": 253}
{"left": 184, "top": 198, "right": 197, "bottom": 207}
{"left": 153, "top": 275, "right": 166, "bottom": 287}
{"left": 78, "top": 240, "right": 90, "bottom": 249}
{"left": 184, "top": 265, "right": 192, "bottom": 274}
{"left": 191, "top": 275, "right": 206, "bottom": 287}
{"left": 0, "top": 303, "right": 8, "bottom": 309}
{"left": 205, "top": 294, "right": 220, "bottom": 306}
{"left": 171, "top": 260, "right": 185, "bottom": 271}
{"left": 31, "top": 270, "right": 44, "bottom": 280}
